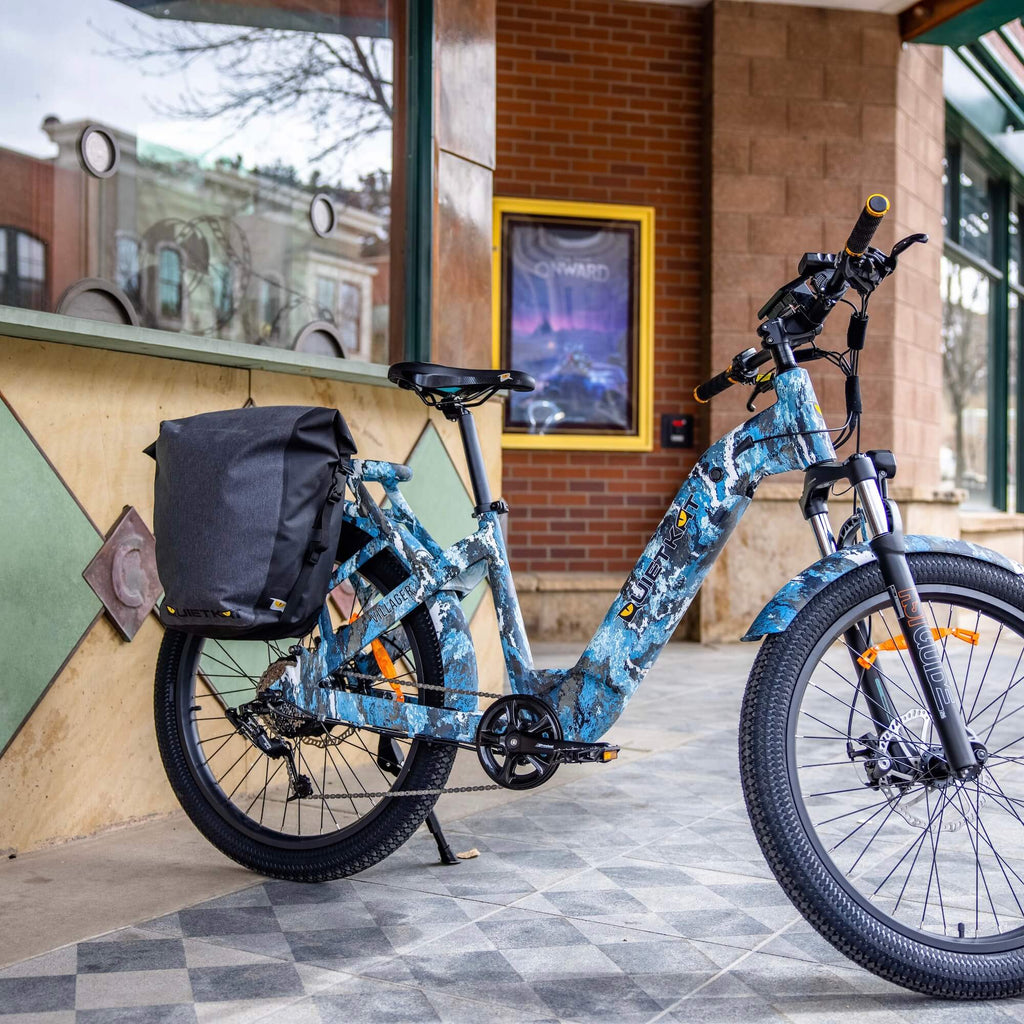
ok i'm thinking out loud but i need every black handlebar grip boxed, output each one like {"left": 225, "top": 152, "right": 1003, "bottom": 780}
{"left": 845, "top": 194, "right": 890, "bottom": 256}
{"left": 694, "top": 369, "right": 736, "bottom": 404}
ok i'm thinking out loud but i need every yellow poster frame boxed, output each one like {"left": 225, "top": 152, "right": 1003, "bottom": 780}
{"left": 492, "top": 196, "right": 654, "bottom": 452}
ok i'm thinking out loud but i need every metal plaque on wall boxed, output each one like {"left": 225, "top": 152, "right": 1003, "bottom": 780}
{"left": 83, "top": 506, "right": 162, "bottom": 642}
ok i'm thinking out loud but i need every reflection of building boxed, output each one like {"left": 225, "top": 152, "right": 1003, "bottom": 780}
{"left": 0, "top": 116, "right": 386, "bottom": 360}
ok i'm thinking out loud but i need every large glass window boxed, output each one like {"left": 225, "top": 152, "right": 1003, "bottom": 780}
{"left": 0, "top": 0, "right": 403, "bottom": 364}
{"left": 942, "top": 135, "right": 1024, "bottom": 510}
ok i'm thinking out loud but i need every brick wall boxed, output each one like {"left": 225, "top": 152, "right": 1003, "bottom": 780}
{"left": 495, "top": 0, "right": 705, "bottom": 575}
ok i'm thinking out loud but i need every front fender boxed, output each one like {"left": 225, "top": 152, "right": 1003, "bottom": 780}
{"left": 742, "top": 535, "right": 1024, "bottom": 641}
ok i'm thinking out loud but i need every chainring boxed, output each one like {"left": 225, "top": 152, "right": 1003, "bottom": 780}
{"left": 476, "top": 694, "right": 563, "bottom": 790}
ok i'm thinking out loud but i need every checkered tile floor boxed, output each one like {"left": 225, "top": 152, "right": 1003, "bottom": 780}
{"left": 6, "top": 645, "right": 1024, "bottom": 1023}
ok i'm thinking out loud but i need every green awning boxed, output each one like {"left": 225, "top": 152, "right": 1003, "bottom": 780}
{"left": 913, "top": 0, "right": 1024, "bottom": 46}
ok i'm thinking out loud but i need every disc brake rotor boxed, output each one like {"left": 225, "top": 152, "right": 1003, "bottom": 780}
{"left": 876, "top": 708, "right": 985, "bottom": 832}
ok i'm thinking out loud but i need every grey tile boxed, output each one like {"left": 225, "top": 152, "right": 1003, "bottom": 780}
{"left": 663, "top": 995, "right": 788, "bottom": 1023}
{"left": 661, "top": 908, "right": 774, "bottom": 940}
{"left": 0, "top": 976, "right": 76, "bottom": 1013}
{"left": 530, "top": 888, "right": 649, "bottom": 920}
{"left": 283, "top": 926, "right": 395, "bottom": 966}
{"left": 177, "top": 909, "right": 281, "bottom": 938}
{"left": 399, "top": 949, "right": 525, "bottom": 990}
{"left": 181, "top": 940, "right": 284, "bottom": 970}
{"left": 188, "top": 889, "right": 270, "bottom": 911}
{"left": 531, "top": 975, "right": 664, "bottom": 1022}
{"left": 271, "top": 901, "right": 377, "bottom": 934}
{"left": 75, "top": 971, "right": 194, "bottom": 1011}
{"left": 192, "top": 996, "right": 316, "bottom": 1024}
{"left": 314, "top": 981, "right": 441, "bottom": 1022}
{"left": 596, "top": 937, "right": 720, "bottom": 976}
{"left": 75, "top": 1006, "right": 199, "bottom": 1024}
{"left": 187, "top": 964, "right": 304, "bottom": 1004}
{"left": 186, "top": 932, "right": 295, "bottom": 963}
{"left": 263, "top": 880, "right": 356, "bottom": 906}
{"left": 474, "top": 912, "right": 589, "bottom": 950}
{"left": 500, "top": 943, "right": 623, "bottom": 981}
{"left": 77, "top": 941, "right": 186, "bottom": 975}
{"left": 134, "top": 916, "right": 183, "bottom": 940}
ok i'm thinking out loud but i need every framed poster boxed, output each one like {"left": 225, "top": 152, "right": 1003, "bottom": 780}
{"left": 492, "top": 197, "right": 654, "bottom": 451}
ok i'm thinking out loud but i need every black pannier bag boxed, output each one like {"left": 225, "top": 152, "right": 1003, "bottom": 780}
{"left": 147, "top": 405, "right": 357, "bottom": 640}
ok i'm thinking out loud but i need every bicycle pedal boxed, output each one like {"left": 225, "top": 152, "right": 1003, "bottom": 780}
{"left": 548, "top": 740, "right": 620, "bottom": 765}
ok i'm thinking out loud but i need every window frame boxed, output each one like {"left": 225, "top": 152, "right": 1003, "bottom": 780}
{"left": 945, "top": 105, "right": 1024, "bottom": 512}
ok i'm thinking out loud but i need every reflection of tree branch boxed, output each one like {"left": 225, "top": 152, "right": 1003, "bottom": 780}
{"left": 102, "top": 22, "right": 393, "bottom": 172}
{"left": 942, "top": 263, "right": 989, "bottom": 490}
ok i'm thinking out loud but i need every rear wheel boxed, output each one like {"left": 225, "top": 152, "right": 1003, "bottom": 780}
{"left": 154, "top": 548, "right": 455, "bottom": 881}
{"left": 742, "top": 554, "right": 1024, "bottom": 997}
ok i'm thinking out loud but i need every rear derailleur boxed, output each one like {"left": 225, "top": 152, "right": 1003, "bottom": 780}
{"left": 475, "top": 694, "right": 620, "bottom": 791}
{"left": 225, "top": 699, "right": 314, "bottom": 801}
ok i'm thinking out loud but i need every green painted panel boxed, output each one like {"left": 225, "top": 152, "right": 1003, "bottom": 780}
{"left": 0, "top": 400, "right": 102, "bottom": 754}
{"left": 402, "top": 424, "right": 485, "bottom": 619}
{"left": 917, "top": 3, "right": 1020, "bottom": 46}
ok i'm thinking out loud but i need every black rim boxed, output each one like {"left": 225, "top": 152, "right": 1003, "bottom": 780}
{"left": 788, "top": 582, "right": 1024, "bottom": 953}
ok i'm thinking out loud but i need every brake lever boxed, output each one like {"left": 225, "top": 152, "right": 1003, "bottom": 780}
{"left": 886, "top": 232, "right": 929, "bottom": 271}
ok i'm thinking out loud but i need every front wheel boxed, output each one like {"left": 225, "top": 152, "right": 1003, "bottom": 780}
{"left": 741, "top": 553, "right": 1024, "bottom": 998}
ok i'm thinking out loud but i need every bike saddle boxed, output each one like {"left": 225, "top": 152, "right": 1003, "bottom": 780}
{"left": 388, "top": 361, "right": 535, "bottom": 408}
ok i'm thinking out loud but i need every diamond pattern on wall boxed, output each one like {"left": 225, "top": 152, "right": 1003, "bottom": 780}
{"left": 0, "top": 395, "right": 103, "bottom": 756}
{"left": 402, "top": 423, "right": 485, "bottom": 619}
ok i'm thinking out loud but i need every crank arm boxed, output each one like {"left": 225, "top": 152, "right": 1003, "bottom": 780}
{"left": 495, "top": 734, "right": 620, "bottom": 764}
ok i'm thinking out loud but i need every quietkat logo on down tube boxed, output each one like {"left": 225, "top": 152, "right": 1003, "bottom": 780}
{"left": 618, "top": 496, "right": 699, "bottom": 624}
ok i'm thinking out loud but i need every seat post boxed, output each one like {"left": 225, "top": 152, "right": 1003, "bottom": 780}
{"left": 450, "top": 405, "right": 493, "bottom": 512}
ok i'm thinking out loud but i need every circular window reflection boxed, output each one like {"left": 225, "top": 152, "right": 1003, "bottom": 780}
{"left": 78, "top": 126, "right": 119, "bottom": 179}
{"left": 309, "top": 194, "right": 337, "bottom": 238}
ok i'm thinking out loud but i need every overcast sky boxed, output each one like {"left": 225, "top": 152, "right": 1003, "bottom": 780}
{"left": 1, "top": 0, "right": 392, "bottom": 186}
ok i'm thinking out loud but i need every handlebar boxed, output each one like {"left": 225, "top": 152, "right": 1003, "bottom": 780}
{"left": 694, "top": 195, "right": 896, "bottom": 403}
{"left": 845, "top": 194, "right": 890, "bottom": 257}
{"left": 694, "top": 368, "right": 737, "bottom": 404}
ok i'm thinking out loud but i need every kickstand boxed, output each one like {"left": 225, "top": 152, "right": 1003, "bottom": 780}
{"left": 377, "top": 734, "right": 460, "bottom": 867}
{"left": 424, "top": 810, "right": 460, "bottom": 866}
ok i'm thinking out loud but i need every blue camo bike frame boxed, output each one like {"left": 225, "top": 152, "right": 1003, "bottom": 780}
{"left": 272, "top": 367, "right": 839, "bottom": 745}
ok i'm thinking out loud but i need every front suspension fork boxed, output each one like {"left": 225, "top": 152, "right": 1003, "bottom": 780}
{"left": 806, "top": 454, "right": 983, "bottom": 775}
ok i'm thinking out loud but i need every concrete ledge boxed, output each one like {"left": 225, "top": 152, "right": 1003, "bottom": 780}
{"left": 0, "top": 308, "right": 393, "bottom": 387}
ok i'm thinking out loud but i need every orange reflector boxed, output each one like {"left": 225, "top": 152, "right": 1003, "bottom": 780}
{"left": 858, "top": 627, "right": 979, "bottom": 669}
{"left": 348, "top": 609, "right": 405, "bottom": 702}
{"left": 602, "top": 749, "right": 619, "bottom": 762}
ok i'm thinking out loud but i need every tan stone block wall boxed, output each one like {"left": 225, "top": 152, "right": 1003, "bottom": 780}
{"left": 0, "top": 337, "right": 503, "bottom": 852}
{"left": 700, "top": 1, "right": 947, "bottom": 640}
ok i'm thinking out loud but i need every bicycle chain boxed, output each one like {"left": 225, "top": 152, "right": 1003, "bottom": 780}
{"left": 336, "top": 669, "right": 505, "bottom": 701}
{"left": 320, "top": 783, "right": 501, "bottom": 800}
{"left": 267, "top": 672, "right": 505, "bottom": 800}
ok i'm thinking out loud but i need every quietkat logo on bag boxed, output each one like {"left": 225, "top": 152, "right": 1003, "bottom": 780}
{"left": 618, "top": 496, "right": 699, "bottom": 624}
{"left": 166, "top": 606, "right": 232, "bottom": 618}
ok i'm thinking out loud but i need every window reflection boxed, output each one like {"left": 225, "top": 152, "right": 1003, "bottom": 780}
{"left": 157, "top": 246, "right": 183, "bottom": 321}
{"left": 115, "top": 232, "right": 141, "bottom": 306}
{"left": 0, "top": 228, "right": 47, "bottom": 310}
{"left": 0, "top": 0, "right": 394, "bottom": 363}
{"left": 959, "top": 154, "right": 992, "bottom": 263}
{"left": 941, "top": 256, "right": 991, "bottom": 506}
